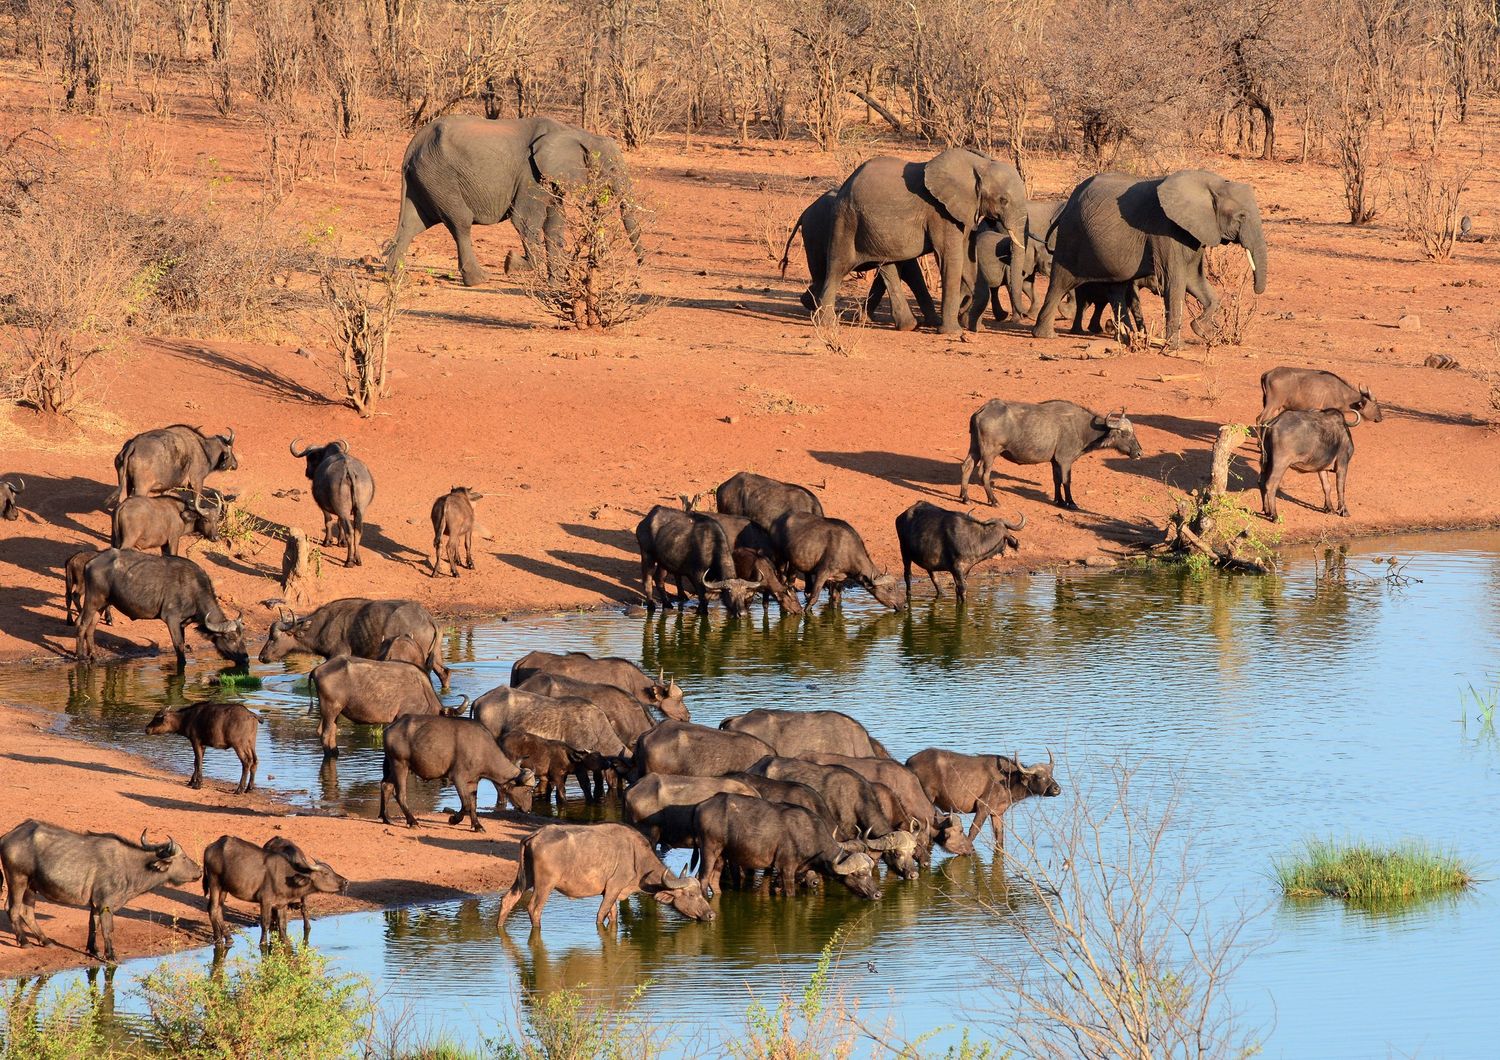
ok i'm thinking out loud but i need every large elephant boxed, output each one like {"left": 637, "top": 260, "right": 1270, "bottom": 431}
{"left": 1032, "top": 169, "right": 1266, "bottom": 345}
{"left": 781, "top": 190, "right": 938, "bottom": 329}
{"left": 386, "top": 115, "right": 644, "bottom": 287}
{"left": 814, "top": 150, "right": 1028, "bottom": 335}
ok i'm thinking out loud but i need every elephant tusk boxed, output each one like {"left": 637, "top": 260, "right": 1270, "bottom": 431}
{"left": 1244, "top": 246, "right": 1256, "bottom": 273}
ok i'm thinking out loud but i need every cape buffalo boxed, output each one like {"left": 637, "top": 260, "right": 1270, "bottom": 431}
{"left": 112, "top": 491, "right": 224, "bottom": 556}
{"left": 1260, "top": 408, "right": 1357, "bottom": 521}
{"left": 720, "top": 707, "right": 891, "bottom": 759}
{"left": 802, "top": 752, "right": 974, "bottom": 859}
{"left": 895, "top": 501, "right": 1025, "bottom": 601}
{"left": 471, "top": 685, "right": 627, "bottom": 802}
{"left": 1, "top": 821, "right": 202, "bottom": 963}
{"left": 715, "top": 471, "right": 824, "bottom": 529}
{"left": 510, "top": 650, "right": 688, "bottom": 721}
{"left": 288, "top": 437, "right": 375, "bottom": 566}
{"left": 500, "top": 731, "right": 584, "bottom": 807}
{"left": 311, "top": 655, "right": 460, "bottom": 757}
{"left": 202, "top": 835, "right": 348, "bottom": 949}
{"left": 958, "top": 399, "right": 1142, "bottom": 510}
{"left": 770, "top": 512, "right": 906, "bottom": 611}
{"left": 748, "top": 757, "right": 920, "bottom": 877}
{"left": 690, "top": 793, "right": 880, "bottom": 899}
{"left": 632, "top": 720, "right": 775, "bottom": 779}
{"left": 518, "top": 671, "right": 660, "bottom": 748}
{"left": 114, "top": 425, "right": 237, "bottom": 504}
{"left": 498, "top": 823, "right": 714, "bottom": 933}
{"left": 379, "top": 714, "right": 536, "bottom": 831}
{"left": 624, "top": 773, "right": 761, "bottom": 849}
{"left": 145, "top": 700, "right": 260, "bottom": 793}
{"left": 636, "top": 505, "right": 760, "bottom": 614}
{"left": 64, "top": 549, "right": 111, "bottom": 625}
{"left": 431, "top": 486, "right": 482, "bottom": 577}
{"left": 1259, "top": 367, "right": 1382, "bottom": 425}
{"left": 907, "top": 748, "right": 1060, "bottom": 847}
{"left": 260, "top": 597, "right": 450, "bottom": 688}
{"left": 1, "top": 475, "right": 23, "bottom": 520}
{"left": 75, "top": 549, "right": 247, "bottom": 669}
{"left": 682, "top": 500, "right": 804, "bottom": 614}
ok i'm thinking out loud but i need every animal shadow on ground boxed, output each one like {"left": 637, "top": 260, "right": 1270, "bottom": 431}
{"left": 168, "top": 341, "right": 331, "bottom": 405}
{"left": 1070, "top": 512, "right": 1166, "bottom": 546}
{"left": 495, "top": 552, "right": 640, "bottom": 603}
{"left": 559, "top": 522, "right": 639, "bottom": 552}
{"left": 1130, "top": 413, "right": 1226, "bottom": 444}
{"left": 810, "top": 450, "right": 960, "bottom": 502}
{"left": 356, "top": 522, "right": 425, "bottom": 566}
{"left": 1380, "top": 402, "right": 1489, "bottom": 429}
{"left": 121, "top": 792, "right": 263, "bottom": 817}
{"left": 9, "top": 475, "right": 113, "bottom": 540}
{"left": 416, "top": 834, "right": 522, "bottom": 861}
{"left": 2, "top": 753, "right": 156, "bottom": 782}
{"left": 1101, "top": 449, "right": 1207, "bottom": 491}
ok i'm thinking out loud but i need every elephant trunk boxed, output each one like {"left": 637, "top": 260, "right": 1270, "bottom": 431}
{"left": 1241, "top": 214, "right": 1267, "bottom": 295}
{"left": 1007, "top": 229, "right": 1029, "bottom": 317}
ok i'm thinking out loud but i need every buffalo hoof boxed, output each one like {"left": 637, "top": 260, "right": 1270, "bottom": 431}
{"left": 1337, "top": 508, "right": 1350, "bottom": 517}
{"left": 188, "top": 779, "right": 203, "bottom": 790}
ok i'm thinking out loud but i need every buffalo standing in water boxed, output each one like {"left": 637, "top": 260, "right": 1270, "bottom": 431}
{"left": 895, "top": 501, "right": 1025, "bottom": 601}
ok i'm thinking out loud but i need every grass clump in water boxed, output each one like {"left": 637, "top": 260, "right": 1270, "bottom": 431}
{"left": 1276, "top": 839, "right": 1474, "bottom": 906}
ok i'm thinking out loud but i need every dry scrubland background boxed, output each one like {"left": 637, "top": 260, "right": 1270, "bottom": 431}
{"left": 2, "top": 0, "right": 1500, "bottom": 662}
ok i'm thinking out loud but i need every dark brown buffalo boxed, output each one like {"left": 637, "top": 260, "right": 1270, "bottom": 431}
{"left": 472, "top": 686, "right": 626, "bottom": 803}
{"left": 624, "top": 773, "right": 761, "bottom": 849}
{"left": 636, "top": 505, "right": 760, "bottom": 614}
{"left": 906, "top": 748, "right": 1060, "bottom": 847}
{"left": 722, "top": 772, "right": 838, "bottom": 823}
{"left": 0, "top": 820, "right": 202, "bottom": 963}
{"left": 895, "top": 501, "right": 1025, "bottom": 601}
{"left": 511, "top": 650, "right": 689, "bottom": 721}
{"left": 64, "top": 549, "right": 110, "bottom": 625}
{"left": 518, "top": 671, "right": 659, "bottom": 749}
{"left": 202, "top": 835, "right": 348, "bottom": 948}
{"left": 683, "top": 499, "right": 804, "bottom": 615}
{"left": 1259, "top": 367, "right": 1382, "bottom": 425}
{"left": 498, "top": 822, "right": 714, "bottom": 932}
{"left": 114, "top": 425, "right": 237, "bottom": 504}
{"left": 1, "top": 475, "right": 24, "bottom": 520}
{"left": 632, "top": 720, "right": 775, "bottom": 780}
{"left": 690, "top": 793, "right": 880, "bottom": 898}
{"left": 112, "top": 492, "right": 224, "bottom": 556}
{"left": 501, "top": 731, "right": 584, "bottom": 807}
{"left": 802, "top": 751, "right": 973, "bottom": 859}
{"left": 145, "top": 700, "right": 260, "bottom": 793}
{"left": 747, "top": 756, "right": 920, "bottom": 877}
{"left": 288, "top": 437, "right": 375, "bottom": 566}
{"left": 1260, "top": 408, "right": 1357, "bottom": 521}
{"left": 721, "top": 707, "right": 892, "bottom": 759}
{"left": 311, "top": 655, "right": 458, "bottom": 757}
{"left": 260, "top": 597, "right": 449, "bottom": 688}
{"left": 261, "top": 836, "right": 346, "bottom": 942}
{"left": 770, "top": 512, "right": 906, "bottom": 611}
{"left": 75, "top": 549, "right": 247, "bottom": 669}
{"left": 715, "top": 471, "right": 825, "bottom": 529}
{"left": 379, "top": 714, "right": 536, "bottom": 831}
{"left": 959, "top": 399, "right": 1142, "bottom": 510}
{"left": 431, "top": 486, "right": 482, "bottom": 577}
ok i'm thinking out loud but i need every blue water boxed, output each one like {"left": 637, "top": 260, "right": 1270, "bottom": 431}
{"left": 4, "top": 532, "right": 1499, "bottom": 1057}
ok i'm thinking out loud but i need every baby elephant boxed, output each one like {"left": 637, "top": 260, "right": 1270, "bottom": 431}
{"left": 145, "top": 700, "right": 260, "bottom": 793}
{"left": 965, "top": 228, "right": 1051, "bottom": 331}
{"left": 202, "top": 835, "right": 349, "bottom": 949}
{"left": 1260, "top": 409, "right": 1357, "bottom": 521}
{"left": 431, "top": 486, "right": 482, "bottom": 577}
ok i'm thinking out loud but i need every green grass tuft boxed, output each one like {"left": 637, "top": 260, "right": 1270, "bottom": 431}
{"left": 211, "top": 672, "right": 262, "bottom": 692}
{"left": 1276, "top": 839, "right": 1474, "bottom": 907}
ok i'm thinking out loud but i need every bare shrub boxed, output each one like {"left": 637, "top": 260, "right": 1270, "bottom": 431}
{"left": 318, "top": 261, "right": 405, "bottom": 416}
{"left": 396, "top": 2, "right": 556, "bottom": 127}
{"left": 810, "top": 305, "right": 864, "bottom": 357}
{"left": 0, "top": 185, "right": 138, "bottom": 414}
{"left": 249, "top": 0, "right": 310, "bottom": 108}
{"left": 601, "top": 0, "right": 682, "bottom": 149}
{"left": 523, "top": 162, "right": 659, "bottom": 330}
{"left": 986, "top": 761, "right": 1264, "bottom": 1058}
{"left": 138, "top": 51, "right": 172, "bottom": 118}
{"left": 1201, "top": 245, "right": 1260, "bottom": 347}
{"left": 1400, "top": 150, "right": 1477, "bottom": 261}
{"left": 260, "top": 104, "right": 319, "bottom": 205}
{"left": 755, "top": 181, "right": 798, "bottom": 264}
{"left": 62, "top": 1, "right": 107, "bottom": 112}
{"left": 312, "top": 0, "right": 364, "bottom": 138}
{"left": 790, "top": 0, "right": 876, "bottom": 150}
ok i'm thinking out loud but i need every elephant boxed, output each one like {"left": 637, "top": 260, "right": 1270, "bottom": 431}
{"left": 813, "top": 149, "right": 1028, "bottom": 335}
{"left": 1032, "top": 169, "right": 1266, "bottom": 346}
{"left": 386, "top": 115, "right": 644, "bottom": 288}
{"left": 1069, "top": 279, "right": 1156, "bottom": 336}
{"left": 964, "top": 201, "right": 1062, "bottom": 331}
{"left": 781, "top": 190, "right": 939, "bottom": 329}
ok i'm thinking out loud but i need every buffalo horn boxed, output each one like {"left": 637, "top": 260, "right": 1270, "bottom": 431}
{"left": 139, "top": 828, "right": 152, "bottom": 849}
{"left": 1048, "top": 748, "right": 1055, "bottom": 769}
{"left": 164, "top": 837, "right": 179, "bottom": 857}
{"left": 1343, "top": 408, "right": 1363, "bottom": 429}
{"left": 333, "top": 438, "right": 349, "bottom": 453}
{"left": 288, "top": 436, "right": 310, "bottom": 457}
{"left": 1005, "top": 512, "right": 1027, "bottom": 531}
{"left": 11, "top": 477, "right": 22, "bottom": 493}
{"left": 225, "top": 427, "right": 235, "bottom": 446}
{"left": 194, "top": 492, "right": 214, "bottom": 516}
{"left": 662, "top": 873, "right": 693, "bottom": 891}
{"left": 516, "top": 767, "right": 538, "bottom": 787}
{"left": 702, "top": 577, "right": 727, "bottom": 590}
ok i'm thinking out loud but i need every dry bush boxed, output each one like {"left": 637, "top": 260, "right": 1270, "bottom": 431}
{"left": 986, "top": 762, "right": 1263, "bottom": 1059}
{"left": 1200, "top": 245, "right": 1260, "bottom": 348}
{"left": 138, "top": 50, "right": 172, "bottom": 118}
{"left": 248, "top": 0, "right": 310, "bottom": 108}
{"left": 260, "top": 104, "right": 319, "bottom": 205}
{"left": 312, "top": 0, "right": 365, "bottom": 138}
{"left": 1400, "top": 149, "right": 1479, "bottom": 260}
{"left": 523, "top": 162, "right": 660, "bottom": 330}
{"left": 810, "top": 305, "right": 864, "bottom": 357}
{"left": 318, "top": 261, "right": 405, "bottom": 415}
{"left": 0, "top": 185, "right": 138, "bottom": 414}
{"left": 601, "top": 0, "right": 683, "bottom": 148}
{"left": 755, "top": 181, "right": 799, "bottom": 265}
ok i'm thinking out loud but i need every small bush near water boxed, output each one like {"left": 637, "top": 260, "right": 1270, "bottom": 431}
{"left": 1277, "top": 839, "right": 1474, "bottom": 907}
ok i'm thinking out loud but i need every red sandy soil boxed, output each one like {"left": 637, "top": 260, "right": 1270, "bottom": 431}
{"left": 2, "top": 62, "right": 1499, "bottom": 973}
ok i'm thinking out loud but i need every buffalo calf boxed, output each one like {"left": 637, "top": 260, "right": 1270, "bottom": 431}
{"left": 1, "top": 476, "right": 24, "bottom": 520}
{"left": 203, "top": 835, "right": 349, "bottom": 949}
{"left": 431, "top": 486, "right": 481, "bottom": 577}
{"left": 146, "top": 700, "right": 260, "bottom": 794}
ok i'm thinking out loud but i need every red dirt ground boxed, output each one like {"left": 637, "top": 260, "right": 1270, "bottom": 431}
{"left": 2, "top": 64, "right": 1499, "bottom": 973}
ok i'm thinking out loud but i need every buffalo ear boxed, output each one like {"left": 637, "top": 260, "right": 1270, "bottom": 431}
{"left": 287, "top": 874, "right": 311, "bottom": 888}
{"left": 653, "top": 890, "right": 675, "bottom": 905}
{"left": 148, "top": 859, "right": 171, "bottom": 873}
{"left": 924, "top": 149, "right": 982, "bottom": 228}
{"left": 1158, "top": 170, "right": 1224, "bottom": 248}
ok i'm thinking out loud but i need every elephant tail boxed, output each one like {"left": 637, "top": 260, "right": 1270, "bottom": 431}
{"left": 778, "top": 217, "right": 804, "bottom": 279}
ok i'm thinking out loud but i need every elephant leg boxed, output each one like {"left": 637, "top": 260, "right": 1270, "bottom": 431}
{"left": 990, "top": 288, "right": 1007, "bottom": 325}
{"left": 861, "top": 270, "right": 886, "bottom": 323}
{"left": 965, "top": 280, "right": 990, "bottom": 332}
{"left": 443, "top": 214, "right": 487, "bottom": 288}
{"left": 386, "top": 194, "right": 430, "bottom": 274}
{"left": 1186, "top": 260, "right": 1221, "bottom": 338}
{"left": 876, "top": 263, "right": 917, "bottom": 331}
{"left": 1032, "top": 264, "right": 1078, "bottom": 339}
{"left": 541, "top": 200, "right": 567, "bottom": 283}
{"left": 898, "top": 258, "right": 940, "bottom": 329}
{"left": 813, "top": 215, "right": 858, "bottom": 328}
{"left": 1163, "top": 267, "right": 1189, "bottom": 347}
{"left": 936, "top": 243, "right": 966, "bottom": 334}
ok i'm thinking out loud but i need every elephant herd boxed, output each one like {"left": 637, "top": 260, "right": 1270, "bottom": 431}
{"left": 385, "top": 116, "right": 1267, "bottom": 349}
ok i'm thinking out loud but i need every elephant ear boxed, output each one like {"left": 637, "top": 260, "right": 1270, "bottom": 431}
{"left": 924, "top": 149, "right": 981, "bottom": 228}
{"left": 1158, "top": 170, "right": 1224, "bottom": 248}
{"left": 531, "top": 130, "right": 592, "bottom": 190}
